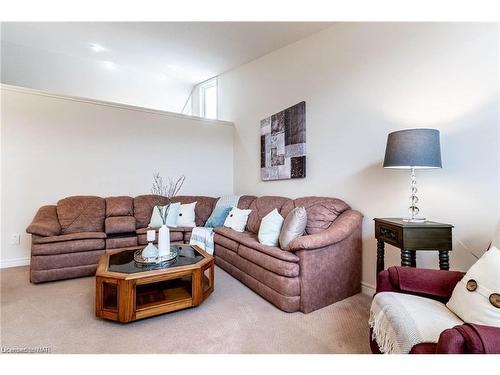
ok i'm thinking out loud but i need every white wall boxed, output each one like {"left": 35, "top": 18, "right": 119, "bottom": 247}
{"left": 218, "top": 23, "right": 500, "bottom": 289}
{"left": 0, "top": 85, "right": 234, "bottom": 266}
{"left": 0, "top": 41, "right": 193, "bottom": 113}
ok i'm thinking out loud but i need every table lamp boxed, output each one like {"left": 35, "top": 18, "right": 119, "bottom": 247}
{"left": 383, "top": 128, "right": 442, "bottom": 222}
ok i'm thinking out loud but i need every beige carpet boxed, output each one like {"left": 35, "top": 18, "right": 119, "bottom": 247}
{"left": 1, "top": 265, "right": 371, "bottom": 353}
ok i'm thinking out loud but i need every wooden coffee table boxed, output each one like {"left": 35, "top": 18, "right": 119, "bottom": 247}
{"left": 95, "top": 244, "right": 214, "bottom": 323}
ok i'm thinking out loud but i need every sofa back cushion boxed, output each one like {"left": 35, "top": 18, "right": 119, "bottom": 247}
{"left": 281, "top": 196, "right": 350, "bottom": 235}
{"left": 238, "top": 195, "right": 257, "bottom": 210}
{"left": 170, "top": 196, "right": 217, "bottom": 227}
{"left": 105, "top": 196, "right": 133, "bottom": 217}
{"left": 246, "top": 196, "right": 292, "bottom": 234}
{"left": 105, "top": 216, "right": 136, "bottom": 234}
{"left": 57, "top": 196, "right": 105, "bottom": 234}
{"left": 134, "top": 195, "right": 169, "bottom": 229}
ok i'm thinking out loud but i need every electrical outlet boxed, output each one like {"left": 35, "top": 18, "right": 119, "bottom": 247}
{"left": 10, "top": 234, "right": 21, "bottom": 245}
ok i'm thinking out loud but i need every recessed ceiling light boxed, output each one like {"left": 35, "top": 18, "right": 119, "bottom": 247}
{"left": 89, "top": 43, "right": 108, "bottom": 53}
{"left": 101, "top": 61, "right": 116, "bottom": 70}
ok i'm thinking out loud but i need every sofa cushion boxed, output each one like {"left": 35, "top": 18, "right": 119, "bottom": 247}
{"left": 106, "top": 235, "right": 138, "bottom": 249}
{"left": 26, "top": 205, "right": 61, "bottom": 237}
{"left": 31, "top": 264, "right": 98, "bottom": 283}
{"left": 134, "top": 195, "right": 169, "bottom": 229}
{"left": 237, "top": 195, "right": 257, "bottom": 210}
{"left": 105, "top": 196, "right": 133, "bottom": 217}
{"left": 238, "top": 245, "right": 299, "bottom": 277}
{"left": 57, "top": 196, "right": 106, "bottom": 234}
{"left": 149, "top": 203, "right": 181, "bottom": 228}
{"left": 214, "top": 232, "right": 239, "bottom": 252}
{"left": 31, "top": 249, "right": 105, "bottom": 270}
{"left": 279, "top": 206, "right": 307, "bottom": 250}
{"left": 281, "top": 196, "right": 351, "bottom": 234}
{"left": 177, "top": 202, "right": 197, "bottom": 227}
{"left": 246, "top": 196, "right": 292, "bottom": 234}
{"left": 215, "top": 245, "right": 300, "bottom": 296}
{"left": 258, "top": 208, "right": 284, "bottom": 246}
{"left": 224, "top": 207, "right": 252, "bottom": 232}
{"left": 32, "top": 231, "right": 106, "bottom": 244}
{"left": 105, "top": 216, "right": 136, "bottom": 234}
{"left": 213, "top": 227, "right": 299, "bottom": 263}
{"left": 171, "top": 196, "right": 217, "bottom": 226}
{"left": 32, "top": 238, "right": 105, "bottom": 256}
{"left": 216, "top": 257, "right": 300, "bottom": 312}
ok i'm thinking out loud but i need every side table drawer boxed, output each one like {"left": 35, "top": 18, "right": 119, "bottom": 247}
{"left": 375, "top": 222, "right": 402, "bottom": 247}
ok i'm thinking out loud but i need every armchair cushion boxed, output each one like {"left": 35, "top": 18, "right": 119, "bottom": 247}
{"left": 369, "top": 292, "right": 463, "bottom": 354}
{"left": 446, "top": 246, "right": 500, "bottom": 327}
{"left": 26, "top": 205, "right": 61, "bottom": 237}
{"left": 287, "top": 210, "right": 362, "bottom": 251}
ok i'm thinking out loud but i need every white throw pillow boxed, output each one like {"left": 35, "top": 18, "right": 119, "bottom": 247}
{"left": 446, "top": 246, "right": 500, "bottom": 327}
{"left": 224, "top": 207, "right": 251, "bottom": 232}
{"left": 148, "top": 202, "right": 181, "bottom": 228}
{"left": 258, "top": 209, "right": 284, "bottom": 246}
{"left": 177, "top": 202, "right": 197, "bottom": 227}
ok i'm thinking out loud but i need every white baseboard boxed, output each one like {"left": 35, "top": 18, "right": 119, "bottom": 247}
{"left": 361, "top": 282, "right": 375, "bottom": 296}
{"left": 0, "top": 257, "right": 30, "bottom": 269}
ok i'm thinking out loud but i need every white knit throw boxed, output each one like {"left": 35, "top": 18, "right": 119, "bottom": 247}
{"left": 369, "top": 292, "right": 463, "bottom": 354}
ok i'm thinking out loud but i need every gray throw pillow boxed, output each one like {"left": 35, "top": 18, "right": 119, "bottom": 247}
{"left": 279, "top": 207, "right": 307, "bottom": 250}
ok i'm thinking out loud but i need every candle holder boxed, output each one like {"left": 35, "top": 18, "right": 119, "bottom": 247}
{"left": 141, "top": 230, "right": 159, "bottom": 259}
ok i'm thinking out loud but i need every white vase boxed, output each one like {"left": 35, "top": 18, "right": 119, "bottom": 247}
{"left": 158, "top": 224, "right": 170, "bottom": 257}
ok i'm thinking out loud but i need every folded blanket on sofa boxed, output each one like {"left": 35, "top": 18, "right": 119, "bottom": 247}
{"left": 190, "top": 227, "right": 214, "bottom": 254}
{"left": 190, "top": 195, "right": 241, "bottom": 255}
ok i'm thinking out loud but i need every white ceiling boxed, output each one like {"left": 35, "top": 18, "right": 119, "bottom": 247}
{"left": 1, "top": 22, "right": 332, "bottom": 112}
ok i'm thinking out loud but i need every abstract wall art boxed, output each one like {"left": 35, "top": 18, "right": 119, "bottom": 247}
{"left": 260, "top": 101, "right": 306, "bottom": 181}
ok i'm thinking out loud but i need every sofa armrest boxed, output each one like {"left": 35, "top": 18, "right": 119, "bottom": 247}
{"left": 287, "top": 210, "right": 363, "bottom": 251}
{"left": 26, "top": 205, "right": 61, "bottom": 237}
{"left": 376, "top": 266, "right": 465, "bottom": 303}
{"left": 437, "top": 324, "right": 500, "bottom": 354}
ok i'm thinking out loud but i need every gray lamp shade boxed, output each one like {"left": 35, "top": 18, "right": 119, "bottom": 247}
{"left": 383, "top": 128, "right": 442, "bottom": 169}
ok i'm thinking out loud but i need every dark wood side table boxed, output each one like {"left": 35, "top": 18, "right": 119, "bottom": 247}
{"left": 374, "top": 218, "right": 453, "bottom": 275}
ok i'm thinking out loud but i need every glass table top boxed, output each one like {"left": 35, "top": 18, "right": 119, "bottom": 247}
{"left": 107, "top": 245, "right": 205, "bottom": 274}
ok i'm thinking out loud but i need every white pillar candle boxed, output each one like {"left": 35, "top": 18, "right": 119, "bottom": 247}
{"left": 146, "top": 230, "right": 156, "bottom": 242}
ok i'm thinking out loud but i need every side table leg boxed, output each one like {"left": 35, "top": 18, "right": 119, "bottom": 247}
{"left": 401, "top": 249, "right": 412, "bottom": 267}
{"left": 439, "top": 251, "right": 450, "bottom": 270}
{"left": 376, "top": 240, "right": 385, "bottom": 275}
{"left": 410, "top": 251, "right": 416, "bottom": 267}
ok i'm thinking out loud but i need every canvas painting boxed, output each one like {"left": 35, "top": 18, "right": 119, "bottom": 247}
{"left": 260, "top": 101, "right": 306, "bottom": 181}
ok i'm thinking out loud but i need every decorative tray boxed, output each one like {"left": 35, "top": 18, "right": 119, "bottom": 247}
{"left": 133, "top": 248, "right": 178, "bottom": 265}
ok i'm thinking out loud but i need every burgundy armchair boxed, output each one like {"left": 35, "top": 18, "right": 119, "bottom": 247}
{"left": 371, "top": 266, "right": 500, "bottom": 354}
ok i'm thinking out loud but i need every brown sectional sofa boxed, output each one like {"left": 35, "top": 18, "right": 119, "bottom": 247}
{"left": 26, "top": 194, "right": 362, "bottom": 313}
{"left": 27, "top": 194, "right": 217, "bottom": 283}
{"left": 214, "top": 196, "right": 363, "bottom": 313}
